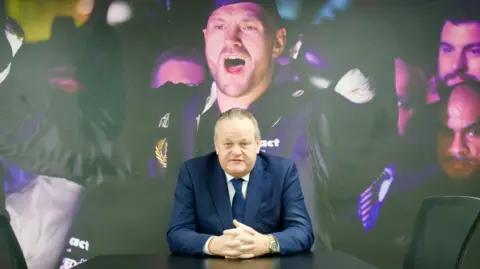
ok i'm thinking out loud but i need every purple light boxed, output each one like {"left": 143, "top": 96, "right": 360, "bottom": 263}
{"left": 304, "top": 50, "right": 325, "bottom": 68}
{"left": 276, "top": 56, "right": 291, "bottom": 66}
{"left": 358, "top": 164, "right": 397, "bottom": 231}
{"left": 148, "top": 159, "right": 155, "bottom": 177}
{"left": 216, "top": 0, "right": 240, "bottom": 6}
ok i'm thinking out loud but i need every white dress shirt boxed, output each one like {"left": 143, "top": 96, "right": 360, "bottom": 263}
{"left": 203, "top": 172, "right": 250, "bottom": 254}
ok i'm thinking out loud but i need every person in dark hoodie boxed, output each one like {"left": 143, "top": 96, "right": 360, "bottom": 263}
{"left": 0, "top": 1, "right": 126, "bottom": 268}
{"left": 0, "top": 0, "right": 126, "bottom": 182}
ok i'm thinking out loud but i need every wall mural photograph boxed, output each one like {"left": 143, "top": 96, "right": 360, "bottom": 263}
{"left": 0, "top": 0, "right": 479, "bottom": 269}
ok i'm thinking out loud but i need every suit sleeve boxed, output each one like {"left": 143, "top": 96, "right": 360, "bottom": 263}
{"left": 271, "top": 162, "right": 314, "bottom": 255}
{"left": 166, "top": 163, "right": 213, "bottom": 256}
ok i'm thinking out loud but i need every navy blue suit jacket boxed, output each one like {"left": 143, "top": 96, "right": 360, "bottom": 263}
{"left": 166, "top": 151, "right": 314, "bottom": 256}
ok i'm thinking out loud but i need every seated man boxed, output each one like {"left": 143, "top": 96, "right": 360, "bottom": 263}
{"left": 437, "top": 80, "right": 480, "bottom": 182}
{"left": 167, "top": 108, "right": 314, "bottom": 258}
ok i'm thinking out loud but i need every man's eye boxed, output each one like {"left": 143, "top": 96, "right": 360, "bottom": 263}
{"left": 467, "top": 127, "right": 480, "bottom": 138}
{"left": 214, "top": 25, "right": 226, "bottom": 30}
{"left": 438, "top": 126, "right": 453, "bottom": 137}
{"left": 398, "top": 99, "right": 415, "bottom": 109}
{"left": 468, "top": 47, "right": 480, "bottom": 55}
{"left": 243, "top": 25, "right": 256, "bottom": 31}
{"left": 440, "top": 46, "right": 453, "bottom": 54}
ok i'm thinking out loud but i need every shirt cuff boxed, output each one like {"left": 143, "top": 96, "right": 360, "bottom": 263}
{"left": 203, "top": 236, "right": 214, "bottom": 255}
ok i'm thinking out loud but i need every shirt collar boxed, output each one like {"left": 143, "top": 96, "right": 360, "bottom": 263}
{"left": 201, "top": 81, "right": 217, "bottom": 115}
{"left": 225, "top": 172, "right": 250, "bottom": 183}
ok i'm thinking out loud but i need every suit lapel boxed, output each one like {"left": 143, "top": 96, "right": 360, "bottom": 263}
{"left": 244, "top": 157, "right": 271, "bottom": 226}
{"left": 208, "top": 158, "right": 234, "bottom": 230}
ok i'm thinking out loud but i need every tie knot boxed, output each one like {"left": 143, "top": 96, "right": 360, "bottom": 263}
{"left": 231, "top": 178, "right": 244, "bottom": 192}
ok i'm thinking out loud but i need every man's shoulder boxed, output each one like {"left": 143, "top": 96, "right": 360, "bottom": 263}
{"left": 260, "top": 81, "right": 319, "bottom": 116}
{"left": 139, "top": 82, "right": 209, "bottom": 125}
{"left": 271, "top": 81, "right": 317, "bottom": 101}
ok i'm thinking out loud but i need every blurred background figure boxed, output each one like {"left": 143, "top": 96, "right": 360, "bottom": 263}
{"left": 437, "top": 80, "right": 480, "bottom": 181}
{"left": 0, "top": 16, "right": 24, "bottom": 85}
{"left": 422, "top": 0, "right": 480, "bottom": 103}
{"left": 0, "top": 1, "right": 127, "bottom": 268}
{"left": 436, "top": 0, "right": 479, "bottom": 88}
{"left": 0, "top": 15, "right": 87, "bottom": 269}
{"left": 352, "top": 0, "right": 480, "bottom": 263}
{"left": 395, "top": 58, "right": 430, "bottom": 138}
{"left": 0, "top": 0, "right": 25, "bottom": 223}
{"left": 45, "top": 16, "right": 84, "bottom": 93}
{"left": 151, "top": 45, "right": 205, "bottom": 88}
{"left": 6, "top": 0, "right": 133, "bottom": 42}
{"left": 276, "top": 0, "right": 354, "bottom": 25}
{"left": 76, "top": 0, "right": 133, "bottom": 27}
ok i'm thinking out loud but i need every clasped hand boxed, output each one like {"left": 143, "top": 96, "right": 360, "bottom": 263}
{"left": 209, "top": 219, "right": 270, "bottom": 259}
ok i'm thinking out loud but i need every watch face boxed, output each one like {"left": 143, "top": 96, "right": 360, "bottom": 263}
{"left": 271, "top": 241, "right": 279, "bottom": 252}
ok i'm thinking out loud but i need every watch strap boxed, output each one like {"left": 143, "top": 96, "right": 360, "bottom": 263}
{"left": 267, "top": 234, "right": 280, "bottom": 254}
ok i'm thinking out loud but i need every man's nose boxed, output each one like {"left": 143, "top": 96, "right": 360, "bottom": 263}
{"left": 449, "top": 133, "right": 469, "bottom": 156}
{"left": 225, "top": 27, "right": 242, "bottom": 47}
{"left": 452, "top": 51, "right": 468, "bottom": 73}
{"left": 231, "top": 145, "right": 242, "bottom": 155}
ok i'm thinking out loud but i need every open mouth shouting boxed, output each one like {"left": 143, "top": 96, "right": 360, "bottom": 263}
{"left": 224, "top": 55, "right": 246, "bottom": 74}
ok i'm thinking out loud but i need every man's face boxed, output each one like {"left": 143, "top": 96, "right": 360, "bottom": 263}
{"left": 395, "top": 59, "right": 421, "bottom": 136}
{"left": 214, "top": 117, "right": 260, "bottom": 178}
{"left": 395, "top": 58, "right": 431, "bottom": 136}
{"left": 152, "top": 60, "right": 205, "bottom": 88}
{"left": 438, "top": 21, "right": 480, "bottom": 86}
{"left": 438, "top": 84, "right": 480, "bottom": 180}
{"left": 203, "top": 2, "right": 285, "bottom": 98}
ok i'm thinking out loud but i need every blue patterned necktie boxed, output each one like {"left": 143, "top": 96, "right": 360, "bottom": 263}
{"left": 231, "top": 178, "right": 245, "bottom": 223}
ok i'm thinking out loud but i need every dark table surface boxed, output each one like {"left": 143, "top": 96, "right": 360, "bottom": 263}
{"left": 74, "top": 248, "right": 378, "bottom": 269}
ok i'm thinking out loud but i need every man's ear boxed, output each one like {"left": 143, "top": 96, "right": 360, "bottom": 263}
{"left": 214, "top": 137, "right": 218, "bottom": 154}
{"left": 272, "top": 28, "right": 286, "bottom": 59}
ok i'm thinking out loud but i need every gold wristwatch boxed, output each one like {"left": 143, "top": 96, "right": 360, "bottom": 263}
{"left": 267, "top": 234, "right": 280, "bottom": 254}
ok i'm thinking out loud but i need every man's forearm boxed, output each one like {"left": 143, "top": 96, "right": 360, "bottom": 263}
{"left": 167, "top": 228, "right": 213, "bottom": 256}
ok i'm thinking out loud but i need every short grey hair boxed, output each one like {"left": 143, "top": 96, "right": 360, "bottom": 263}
{"left": 214, "top": 108, "right": 261, "bottom": 139}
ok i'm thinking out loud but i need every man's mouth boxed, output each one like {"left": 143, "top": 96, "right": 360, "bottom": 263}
{"left": 224, "top": 56, "right": 246, "bottom": 74}
{"left": 447, "top": 77, "right": 465, "bottom": 86}
{"left": 445, "top": 156, "right": 476, "bottom": 169}
{"left": 444, "top": 73, "right": 475, "bottom": 86}
{"left": 49, "top": 77, "right": 82, "bottom": 92}
{"left": 48, "top": 66, "right": 82, "bottom": 92}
